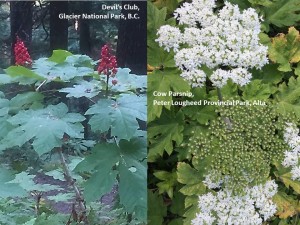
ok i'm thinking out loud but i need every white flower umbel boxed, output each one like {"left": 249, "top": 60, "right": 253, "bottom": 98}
{"left": 155, "top": 25, "right": 182, "bottom": 52}
{"left": 180, "top": 70, "right": 206, "bottom": 88}
{"left": 156, "top": 0, "right": 268, "bottom": 88}
{"left": 192, "top": 180, "right": 278, "bottom": 225}
{"left": 282, "top": 123, "right": 300, "bottom": 180}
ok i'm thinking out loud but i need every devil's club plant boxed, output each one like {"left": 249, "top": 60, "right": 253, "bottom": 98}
{"left": 0, "top": 46, "right": 147, "bottom": 224}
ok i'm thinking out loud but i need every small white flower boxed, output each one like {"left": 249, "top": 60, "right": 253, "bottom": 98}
{"left": 229, "top": 68, "right": 252, "bottom": 86}
{"left": 193, "top": 180, "right": 278, "bottom": 224}
{"left": 155, "top": 25, "right": 182, "bottom": 52}
{"left": 210, "top": 69, "right": 230, "bottom": 88}
{"left": 180, "top": 70, "right": 206, "bottom": 88}
{"left": 291, "top": 166, "right": 300, "bottom": 180}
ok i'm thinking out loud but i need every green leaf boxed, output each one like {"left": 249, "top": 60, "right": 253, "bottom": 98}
{"left": 34, "top": 214, "right": 68, "bottom": 225}
{"left": 148, "top": 41, "right": 176, "bottom": 68}
{"left": 242, "top": 80, "right": 275, "bottom": 100}
{"left": 148, "top": 110, "right": 184, "bottom": 161}
{"left": 152, "top": 0, "right": 180, "bottom": 13}
{"left": 75, "top": 143, "right": 119, "bottom": 202}
{"left": 75, "top": 138, "right": 146, "bottom": 221}
{"left": 248, "top": 0, "right": 274, "bottom": 6}
{"left": 65, "top": 54, "right": 94, "bottom": 68}
{"left": 265, "top": 0, "right": 300, "bottom": 27}
{"left": 177, "top": 162, "right": 203, "bottom": 185}
{"left": 153, "top": 170, "right": 177, "bottom": 198}
{"left": 169, "top": 192, "right": 185, "bottom": 216}
{"left": 119, "top": 161, "right": 147, "bottom": 222}
{"left": 0, "top": 73, "right": 13, "bottom": 84}
{"left": 182, "top": 88, "right": 217, "bottom": 124}
{"left": 48, "top": 50, "right": 73, "bottom": 63}
{"left": 59, "top": 80, "right": 101, "bottom": 98}
{"left": 84, "top": 170, "right": 118, "bottom": 203}
{"left": 33, "top": 56, "right": 94, "bottom": 82}
{"left": 148, "top": 69, "right": 190, "bottom": 122}
{"left": 177, "top": 162, "right": 207, "bottom": 198}
{"left": 108, "top": 68, "right": 147, "bottom": 92}
{"left": 118, "top": 138, "right": 147, "bottom": 222}
{"left": 147, "top": 1, "right": 167, "bottom": 35}
{"left": 273, "top": 191, "right": 300, "bottom": 219}
{"left": 5, "top": 66, "right": 44, "bottom": 82}
{"left": 9, "top": 171, "right": 62, "bottom": 193}
{"left": 86, "top": 94, "right": 146, "bottom": 140}
{"left": 251, "top": 64, "right": 283, "bottom": 84}
{"left": 1, "top": 103, "right": 85, "bottom": 155}
{"left": 226, "top": 0, "right": 251, "bottom": 9}
{"left": 274, "top": 76, "right": 300, "bottom": 118}
{"left": 148, "top": 190, "right": 167, "bottom": 225}
{"left": 278, "top": 172, "right": 300, "bottom": 194}
{"left": 269, "top": 27, "right": 300, "bottom": 72}
{"left": 0, "top": 166, "right": 26, "bottom": 198}
{"left": 147, "top": 1, "right": 176, "bottom": 68}
{"left": 9, "top": 92, "right": 44, "bottom": 113}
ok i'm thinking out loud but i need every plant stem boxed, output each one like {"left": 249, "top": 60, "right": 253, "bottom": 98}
{"left": 216, "top": 88, "right": 232, "bottom": 130}
{"left": 58, "top": 148, "right": 89, "bottom": 224}
{"left": 106, "top": 74, "right": 109, "bottom": 97}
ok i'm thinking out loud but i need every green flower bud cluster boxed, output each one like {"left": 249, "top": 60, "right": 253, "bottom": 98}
{"left": 188, "top": 104, "right": 289, "bottom": 193}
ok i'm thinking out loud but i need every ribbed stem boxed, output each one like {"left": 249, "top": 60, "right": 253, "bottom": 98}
{"left": 217, "top": 88, "right": 232, "bottom": 130}
{"left": 58, "top": 148, "right": 89, "bottom": 224}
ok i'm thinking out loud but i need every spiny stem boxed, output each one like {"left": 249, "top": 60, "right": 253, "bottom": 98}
{"left": 106, "top": 74, "right": 109, "bottom": 97}
{"left": 58, "top": 148, "right": 89, "bottom": 224}
{"left": 217, "top": 88, "right": 232, "bottom": 130}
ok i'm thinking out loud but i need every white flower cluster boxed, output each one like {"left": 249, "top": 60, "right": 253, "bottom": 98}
{"left": 282, "top": 123, "right": 300, "bottom": 180}
{"left": 192, "top": 180, "right": 278, "bottom": 225}
{"left": 155, "top": 0, "right": 268, "bottom": 88}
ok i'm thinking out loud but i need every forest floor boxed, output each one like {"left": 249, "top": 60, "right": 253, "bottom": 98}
{"left": 34, "top": 172, "right": 117, "bottom": 214}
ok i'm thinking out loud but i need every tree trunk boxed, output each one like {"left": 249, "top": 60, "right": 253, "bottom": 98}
{"left": 50, "top": 1, "right": 68, "bottom": 51}
{"left": 79, "top": 2, "right": 91, "bottom": 55}
{"left": 116, "top": 1, "right": 146, "bottom": 75}
{"left": 10, "top": 1, "right": 33, "bottom": 64}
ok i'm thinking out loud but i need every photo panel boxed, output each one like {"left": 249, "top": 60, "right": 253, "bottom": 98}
{"left": 147, "top": 0, "right": 300, "bottom": 224}
{"left": 0, "top": 1, "right": 146, "bottom": 224}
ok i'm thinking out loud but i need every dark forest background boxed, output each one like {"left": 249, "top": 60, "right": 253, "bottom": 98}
{"left": 0, "top": 1, "right": 146, "bottom": 74}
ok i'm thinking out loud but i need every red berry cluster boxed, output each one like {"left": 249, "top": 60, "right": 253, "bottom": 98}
{"left": 14, "top": 37, "right": 32, "bottom": 67}
{"left": 97, "top": 45, "right": 117, "bottom": 76}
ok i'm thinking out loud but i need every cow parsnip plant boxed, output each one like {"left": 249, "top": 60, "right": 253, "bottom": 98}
{"left": 0, "top": 49, "right": 147, "bottom": 224}
{"left": 148, "top": 0, "right": 300, "bottom": 224}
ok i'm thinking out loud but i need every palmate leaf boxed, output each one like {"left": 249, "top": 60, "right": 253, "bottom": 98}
{"left": 265, "top": 0, "right": 300, "bottom": 28}
{"left": 269, "top": 27, "right": 300, "bottom": 72}
{"left": 33, "top": 52, "right": 95, "bottom": 82}
{"left": 148, "top": 110, "right": 184, "bottom": 162}
{"left": 274, "top": 76, "right": 300, "bottom": 118}
{"left": 59, "top": 80, "right": 102, "bottom": 98}
{"left": 75, "top": 138, "right": 146, "bottom": 222}
{"left": 273, "top": 191, "right": 300, "bottom": 219}
{"left": 0, "top": 103, "right": 85, "bottom": 155}
{"left": 86, "top": 94, "right": 146, "bottom": 140}
{"left": 147, "top": 2, "right": 177, "bottom": 69}
{"left": 9, "top": 92, "right": 44, "bottom": 113}
{"left": 0, "top": 95, "right": 15, "bottom": 139}
{"left": 0, "top": 166, "right": 26, "bottom": 198}
{"left": 106, "top": 68, "right": 147, "bottom": 92}
{"left": 148, "top": 190, "right": 167, "bottom": 225}
{"left": 148, "top": 69, "right": 190, "bottom": 122}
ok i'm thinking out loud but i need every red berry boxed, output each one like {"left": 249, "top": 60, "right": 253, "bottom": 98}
{"left": 112, "top": 79, "right": 118, "bottom": 85}
{"left": 97, "top": 44, "right": 118, "bottom": 76}
{"left": 14, "top": 37, "right": 32, "bottom": 67}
